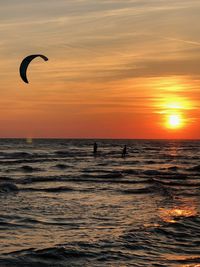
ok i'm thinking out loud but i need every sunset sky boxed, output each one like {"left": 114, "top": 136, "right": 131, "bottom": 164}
{"left": 0, "top": 0, "right": 200, "bottom": 138}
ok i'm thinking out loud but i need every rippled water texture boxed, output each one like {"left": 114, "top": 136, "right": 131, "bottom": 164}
{"left": 0, "top": 139, "right": 199, "bottom": 266}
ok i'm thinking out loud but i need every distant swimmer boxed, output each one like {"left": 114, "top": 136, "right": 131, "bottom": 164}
{"left": 122, "top": 145, "right": 127, "bottom": 158}
{"left": 93, "top": 142, "right": 98, "bottom": 155}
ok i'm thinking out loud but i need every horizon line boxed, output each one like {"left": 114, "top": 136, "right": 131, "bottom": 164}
{"left": 0, "top": 137, "right": 199, "bottom": 141}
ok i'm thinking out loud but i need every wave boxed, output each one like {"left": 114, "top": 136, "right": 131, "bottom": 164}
{"left": 24, "top": 175, "right": 141, "bottom": 185}
{"left": 54, "top": 164, "right": 70, "bottom": 169}
{"left": 20, "top": 166, "right": 42, "bottom": 172}
{"left": 142, "top": 170, "right": 188, "bottom": 180}
{"left": 55, "top": 151, "right": 88, "bottom": 157}
{"left": 0, "top": 182, "right": 18, "bottom": 193}
{"left": 1, "top": 243, "right": 134, "bottom": 267}
{"left": 167, "top": 166, "right": 179, "bottom": 171}
{"left": 121, "top": 216, "right": 200, "bottom": 265}
{"left": 55, "top": 150, "right": 71, "bottom": 156}
{"left": 151, "top": 178, "right": 200, "bottom": 187}
{"left": 187, "top": 165, "right": 200, "bottom": 172}
{"left": 22, "top": 186, "right": 74, "bottom": 193}
{"left": 118, "top": 186, "right": 157, "bottom": 194}
{"left": 143, "top": 170, "right": 164, "bottom": 176}
{"left": 144, "top": 160, "right": 157, "bottom": 164}
{"left": 0, "top": 158, "right": 59, "bottom": 165}
{"left": 0, "top": 152, "right": 39, "bottom": 160}
{"left": 18, "top": 176, "right": 67, "bottom": 184}
{"left": 1, "top": 246, "right": 96, "bottom": 265}
{"left": 0, "top": 177, "right": 14, "bottom": 182}
{"left": 81, "top": 171, "right": 123, "bottom": 179}
{"left": 122, "top": 169, "right": 139, "bottom": 175}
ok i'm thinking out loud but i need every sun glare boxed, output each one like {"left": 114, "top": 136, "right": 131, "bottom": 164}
{"left": 167, "top": 114, "right": 182, "bottom": 129}
{"left": 151, "top": 77, "right": 196, "bottom": 132}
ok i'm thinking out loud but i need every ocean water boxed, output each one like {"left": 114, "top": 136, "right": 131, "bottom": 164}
{"left": 0, "top": 139, "right": 199, "bottom": 267}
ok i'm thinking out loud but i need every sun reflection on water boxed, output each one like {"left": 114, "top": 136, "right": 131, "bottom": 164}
{"left": 159, "top": 205, "right": 197, "bottom": 223}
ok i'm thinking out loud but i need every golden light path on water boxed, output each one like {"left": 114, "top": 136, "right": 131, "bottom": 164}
{"left": 158, "top": 196, "right": 199, "bottom": 267}
{"left": 159, "top": 203, "right": 197, "bottom": 224}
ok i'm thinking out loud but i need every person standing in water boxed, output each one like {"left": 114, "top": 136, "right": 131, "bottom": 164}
{"left": 93, "top": 142, "right": 98, "bottom": 155}
{"left": 122, "top": 145, "right": 127, "bottom": 158}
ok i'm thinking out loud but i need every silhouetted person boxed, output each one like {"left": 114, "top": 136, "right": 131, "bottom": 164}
{"left": 122, "top": 145, "right": 127, "bottom": 158}
{"left": 93, "top": 142, "right": 98, "bottom": 155}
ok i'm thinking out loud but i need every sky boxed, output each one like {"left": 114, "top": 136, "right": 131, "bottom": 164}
{"left": 0, "top": 0, "right": 200, "bottom": 138}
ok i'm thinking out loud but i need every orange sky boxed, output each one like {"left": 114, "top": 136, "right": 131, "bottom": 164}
{"left": 0, "top": 0, "right": 200, "bottom": 138}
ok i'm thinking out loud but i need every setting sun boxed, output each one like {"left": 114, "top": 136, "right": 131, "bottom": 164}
{"left": 167, "top": 114, "right": 183, "bottom": 129}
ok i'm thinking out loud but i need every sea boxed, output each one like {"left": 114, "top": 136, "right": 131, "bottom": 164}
{"left": 0, "top": 139, "right": 199, "bottom": 267}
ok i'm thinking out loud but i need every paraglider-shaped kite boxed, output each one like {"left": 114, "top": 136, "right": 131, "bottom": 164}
{"left": 19, "top": 54, "right": 48, "bottom": 84}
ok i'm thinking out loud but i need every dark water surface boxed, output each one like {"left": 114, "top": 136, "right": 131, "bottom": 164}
{"left": 0, "top": 139, "right": 199, "bottom": 266}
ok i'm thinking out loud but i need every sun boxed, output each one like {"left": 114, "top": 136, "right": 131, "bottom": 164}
{"left": 167, "top": 114, "right": 183, "bottom": 129}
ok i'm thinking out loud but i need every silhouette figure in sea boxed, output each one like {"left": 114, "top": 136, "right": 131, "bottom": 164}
{"left": 122, "top": 145, "right": 127, "bottom": 158}
{"left": 93, "top": 142, "right": 98, "bottom": 156}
